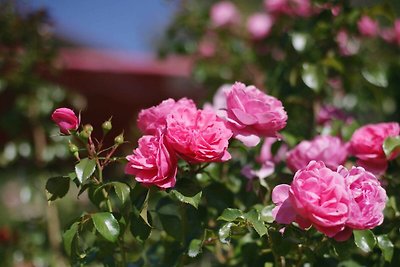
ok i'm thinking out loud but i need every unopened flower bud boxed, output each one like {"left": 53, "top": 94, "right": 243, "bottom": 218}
{"left": 79, "top": 129, "right": 91, "bottom": 139}
{"left": 114, "top": 133, "right": 124, "bottom": 145}
{"left": 68, "top": 142, "right": 79, "bottom": 153}
{"left": 83, "top": 124, "right": 93, "bottom": 133}
{"left": 102, "top": 120, "right": 112, "bottom": 133}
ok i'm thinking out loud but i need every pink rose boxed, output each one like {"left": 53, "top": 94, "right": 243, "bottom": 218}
{"left": 166, "top": 106, "right": 232, "bottom": 163}
{"left": 316, "top": 105, "right": 350, "bottom": 125}
{"left": 291, "top": 0, "right": 312, "bottom": 17}
{"left": 350, "top": 122, "right": 400, "bottom": 174}
{"left": 210, "top": 1, "right": 239, "bottom": 28}
{"left": 225, "top": 82, "right": 287, "bottom": 147}
{"left": 264, "top": 0, "right": 312, "bottom": 17}
{"left": 272, "top": 161, "right": 387, "bottom": 241}
{"left": 286, "top": 135, "right": 348, "bottom": 172}
{"left": 289, "top": 161, "right": 351, "bottom": 238}
{"left": 137, "top": 98, "right": 197, "bottom": 135}
{"left": 125, "top": 131, "right": 177, "bottom": 189}
{"left": 264, "top": 0, "right": 289, "bottom": 15}
{"left": 338, "top": 166, "right": 387, "bottom": 230}
{"left": 380, "top": 27, "right": 396, "bottom": 43}
{"left": 51, "top": 107, "right": 79, "bottom": 135}
{"left": 247, "top": 13, "right": 274, "bottom": 40}
{"left": 357, "top": 16, "right": 379, "bottom": 37}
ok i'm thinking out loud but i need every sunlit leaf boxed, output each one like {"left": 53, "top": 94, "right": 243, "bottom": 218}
{"left": 353, "top": 230, "right": 376, "bottom": 253}
{"left": 244, "top": 209, "right": 268, "bottom": 237}
{"left": 75, "top": 158, "right": 96, "bottom": 183}
{"left": 171, "top": 190, "right": 202, "bottom": 209}
{"left": 383, "top": 136, "right": 400, "bottom": 159}
{"left": 219, "top": 222, "right": 233, "bottom": 244}
{"left": 91, "top": 212, "right": 120, "bottom": 243}
{"left": 188, "top": 239, "right": 202, "bottom": 258}
{"left": 377, "top": 234, "right": 394, "bottom": 262}
{"left": 112, "top": 182, "right": 130, "bottom": 204}
{"left": 217, "top": 208, "right": 243, "bottom": 222}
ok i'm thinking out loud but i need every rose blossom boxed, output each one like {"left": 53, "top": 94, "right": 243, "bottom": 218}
{"left": 316, "top": 105, "right": 350, "bottom": 125}
{"left": 51, "top": 107, "right": 79, "bottom": 135}
{"left": 272, "top": 161, "right": 387, "bottom": 241}
{"left": 225, "top": 82, "right": 287, "bottom": 147}
{"left": 286, "top": 135, "right": 348, "bottom": 172}
{"left": 338, "top": 166, "right": 387, "bottom": 229}
{"left": 125, "top": 131, "right": 177, "bottom": 189}
{"left": 350, "top": 122, "right": 400, "bottom": 174}
{"left": 289, "top": 161, "right": 351, "bottom": 237}
{"left": 264, "top": 0, "right": 312, "bottom": 17}
{"left": 166, "top": 106, "right": 232, "bottom": 163}
{"left": 210, "top": 1, "right": 239, "bottom": 28}
{"left": 137, "top": 98, "right": 197, "bottom": 135}
{"left": 247, "top": 13, "right": 274, "bottom": 40}
{"left": 273, "top": 161, "right": 351, "bottom": 238}
{"left": 357, "top": 16, "right": 379, "bottom": 37}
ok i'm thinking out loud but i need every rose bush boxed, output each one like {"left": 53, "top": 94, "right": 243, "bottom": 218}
{"left": 41, "top": 0, "right": 400, "bottom": 266}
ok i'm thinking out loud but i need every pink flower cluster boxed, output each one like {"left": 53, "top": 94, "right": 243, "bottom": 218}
{"left": 272, "top": 161, "right": 387, "bottom": 241}
{"left": 126, "top": 82, "right": 287, "bottom": 188}
{"left": 349, "top": 122, "right": 400, "bottom": 175}
{"left": 126, "top": 98, "right": 232, "bottom": 188}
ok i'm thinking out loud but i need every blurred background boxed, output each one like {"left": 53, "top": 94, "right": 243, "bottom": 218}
{"left": 1, "top": 0, "right": 400, "bottom": 266}
{"left": 0, "top": 1, "right": 202, "bottom": 266}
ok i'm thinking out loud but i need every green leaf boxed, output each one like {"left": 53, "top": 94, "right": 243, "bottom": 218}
{"left": 131, "top": 184, "right": 148, "bottom": 210}
{"left": 383, "top": 136, "right": 400, "bottom": 159}
{"left": 112, "top": 182, "right": 130, "bottom": 204}
{"left": 244, "top": 209, "right": 268, "bottom": 237}
{"left": 63, "top": 221, "right": 79, "bottom": 256}
{"left": 171, "top": 190, "right": 202, "bottom": 209}
{"left": 46, "top": 176, "right": 70, "bottom": 201}
{"left": 130, "top": 210, "right": 151, "bottom": 242}
{"left": 188, "top": 239, "right": 202, "bottom": 258}
{"left": 362, "top": 66, "right": 388, "bottom": 87}
{"left": 301, "top": 63, "right": 324, "bottom": 92}
{"left": 91, "top": 212, "right": 120, "bottom": 242}
{"left": 75, "top": 158, "right": 96, "bottom": 183}
{"left": 260, "top": 205, "right": 275, "bottom": 223}
{"left": 159, "top": 214, "right": 182, "bottom": 240}
{"left": 353, "top": 230, "right": 376, "bottom": 253}
{"left": 219, "top": 222, "right": 233, "bottom": 244}
{"left": 377, "top": 234, "right": 394, "bottom": 262}
{"left": 140, "top": 190, "right": 151, "bottom": 226}
{"left": 217, "top": 208, "right": 243, "bottom": 222}
{"left": 173, "top": 178, "right": 202, "bottom": 197}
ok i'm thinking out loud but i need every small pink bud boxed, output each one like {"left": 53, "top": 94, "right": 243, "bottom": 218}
{"left": 51, "top": 108, "right": 79, "bottom": 135}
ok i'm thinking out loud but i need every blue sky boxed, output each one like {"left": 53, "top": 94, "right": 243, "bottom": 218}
{"left": 21, "top": 0, "right": 178, "bottom": 53}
